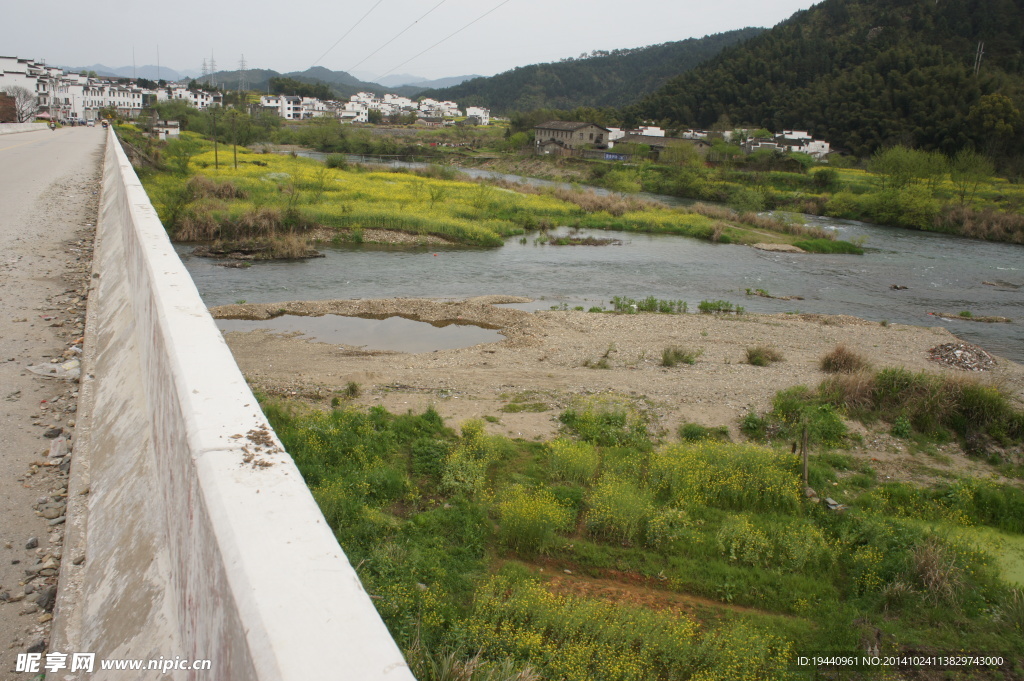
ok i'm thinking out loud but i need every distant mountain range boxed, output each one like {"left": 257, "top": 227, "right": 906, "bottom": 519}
{"left": 352, "top": 71, "right": 482, "bottom": 89}
{"left": 60, "top": 64, "right": 200, "bottom": 81}
{"left": 58, "top": 63, "right": 478, "bottom": 97}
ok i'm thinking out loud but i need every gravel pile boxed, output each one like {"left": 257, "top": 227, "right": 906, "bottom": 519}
{"left": 927, "top": 342, "right": 996, "bottom": 371}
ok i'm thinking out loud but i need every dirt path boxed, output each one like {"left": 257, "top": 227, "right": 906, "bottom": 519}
{"left": 0, "top": 127, "right": 102, "bottom": 677}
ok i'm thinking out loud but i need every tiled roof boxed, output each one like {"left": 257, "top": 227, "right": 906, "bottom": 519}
{"left": 535, "top": 120, "right": 593, "bottom": 132}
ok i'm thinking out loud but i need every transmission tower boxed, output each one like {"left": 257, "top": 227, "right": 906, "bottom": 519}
{"left": 974, "top": 41, "right": 985, "bottom": 76}
{"left": 208, "top": 52, "right": 217, "bottom": 87}
{"left": 200, "top": 58, "right": 208, "bottom": 83}
{"left": 238, "top": 54, "right": 249, "bottom": 94}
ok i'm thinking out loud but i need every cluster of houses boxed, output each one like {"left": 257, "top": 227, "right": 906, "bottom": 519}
{"left": 259, "top": 91, "right": 489, "bottom": 127}
{"left": 1, "top": 55, "right": 490, "bottom": 127}
{"left": 0, "top": 55, "right": 228, "bottom": 123}
{"left": 533, "top": 121, "right": 832, "bottom": 161}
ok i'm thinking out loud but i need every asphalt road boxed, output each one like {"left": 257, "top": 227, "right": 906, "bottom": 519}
{"left": 0, "top": 126, "right": 103, "bottom": 677}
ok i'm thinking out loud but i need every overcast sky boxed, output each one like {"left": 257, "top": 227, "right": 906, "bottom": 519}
{"left": 5, "top": 0, "right": 818, "bottom": 81}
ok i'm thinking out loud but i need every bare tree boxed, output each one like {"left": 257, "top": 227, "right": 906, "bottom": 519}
{"left": 1, "top": 86, "right": 39, "bottom": 123}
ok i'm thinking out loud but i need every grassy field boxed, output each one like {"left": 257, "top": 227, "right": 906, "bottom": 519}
{"left": 129, "top": 132, "right": 860, "bottom": 257}
{"left": 262, "top": 387, "right": 1024, "bottom": 681}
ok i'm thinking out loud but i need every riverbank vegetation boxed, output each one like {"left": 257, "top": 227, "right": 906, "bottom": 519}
{"left": 462, "top": 145, "right": 1024, "bottom": 244}
{"left": 262, "top": 386, "right": 1024, "bottom": 680}
{"left": 120, "top": 127, "right": 859, "bottom": 258}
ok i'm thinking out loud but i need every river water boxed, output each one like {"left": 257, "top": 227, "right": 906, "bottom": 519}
{"left": 178, "top": 155, "right": 1024, "bottom": 362}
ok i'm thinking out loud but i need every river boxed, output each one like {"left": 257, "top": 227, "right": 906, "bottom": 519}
{"left": 176, "top": 154, "right": 1024, "bottom": 362}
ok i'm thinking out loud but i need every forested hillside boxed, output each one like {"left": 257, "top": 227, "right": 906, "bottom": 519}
{"left": 212, "top": 66, "right": 390, "bottom": 99}
{"left": 630, "top": 0, "right": 1024, "bottom": 158}
{"left": 421, "top": 28, "right": 763, "bottom": 113}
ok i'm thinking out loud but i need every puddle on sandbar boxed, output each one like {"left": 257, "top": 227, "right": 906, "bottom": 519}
{"left": 217, "top": 314, "right": 505, "bottom": 352}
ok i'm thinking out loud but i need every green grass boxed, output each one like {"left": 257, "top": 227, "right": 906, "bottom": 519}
{"left": 678, "top": 423, "right": 730, "bottom": 442}
{"left": 793, "top": 238, "right": 865, "bottom": 254}
{"left": 262, "top": 396, "right": 1024, "bottom": 678}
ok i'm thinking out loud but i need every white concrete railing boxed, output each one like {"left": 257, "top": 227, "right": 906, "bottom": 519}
{"left": 51, "top": 127, "right": 414, "bottom": 680}
{"left": 0, "top": 122, "right": 50, "bottom": 135}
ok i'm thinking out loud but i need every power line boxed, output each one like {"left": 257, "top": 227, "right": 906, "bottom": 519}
{"left": 372, "top": 0, "right": 512, "bottom": 81}
{"left": 348, "top": 0, "right": 448, "bottom": 74}
{"left": 311, "top": 0, "right": 387, "bottom": 68}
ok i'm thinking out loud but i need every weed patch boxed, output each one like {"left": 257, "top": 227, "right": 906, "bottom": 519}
{"left": 662, "top": 346, "right": 702, "bottom": 367}
{"left": 558, "top": 395, "right": 651, "bottom": 449}
{"left": 746, "top": 346, "right": 783, "bottom": 366}
{"left": 678, "top": 423, "right": 730, "bottom": 442}
{"left": 819, "top": 344, "right": 869, "bottom": 374}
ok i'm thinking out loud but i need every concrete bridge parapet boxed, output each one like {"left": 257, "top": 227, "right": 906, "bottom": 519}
{"left": 50, "top": 127, "right": 414, "bottom": 680}
{"left": 0, "top": 122, "right": 51, "bottom": 135}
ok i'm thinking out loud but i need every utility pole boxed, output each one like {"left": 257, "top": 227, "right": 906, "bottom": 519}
{"left": 211, "top": 106, "right": 219, "bottom": 170}
{"left": 230, "top": 110, "right": 238, "bottom": 169}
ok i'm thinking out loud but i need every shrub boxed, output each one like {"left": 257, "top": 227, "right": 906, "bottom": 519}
{"left": 441, "top": 420, "right": 497, "bottom": 498}
{"left": 819, "top": 344, "right": 869, "bottom": 373}
{"left": 547, "top": 439, "right": 600, "bottom": 484}
{"left": 697, "top": 300, "right": 736, "bottom": 314}
{"left": 715, "top": 514, "right": 835, "bottom": 571}
{"left": 497, "top": 486, "right": 572, "bottom": 555}
{"left": 891, "top": 415, "right": 912, "bottom": 438}
{"left": 812, "top": 168, "right": 840, "bottom": 191}
{"left": 866, "top": 187, "right": 939, "bottom": 231}
{"left": 678, "top": 423, "right": 730, "bottom": 442}
{"left": 325, "top": 153, "right": 348, "bottom": 169}
{"left": 728, "top": 187, "right": 765, "bottom": 213}
{"left": 186, "top": 175, "right": 247, "bottom": 199}
{"left": 611, "top": 296, "right": 687, "bottom": 314}
{"left": 913, "top": 536, "right": 964, "bottom": 607}
{"left": 649, "top": 442, "right": 801, "bottom": 513}
{"left": 662, "top": 346, "right": 701, "bottom": 367}
{"left": 173, "top": 209, "right": 219, "bottom": 241}
{"left": 772, "top": 387, "right": 847, "bottom": 445}
{"left": 585, "top": 474, "right": 654, "bottom": 543}
{"left": 746, "top": 346, "right": 783, "bottom": 366}
{"left": 558, "top": 395, "right": 650, "bottom": 449}
{"left": 824, "top": 190, "right": 863, "bottom": 220}
{"left": 1006, "top": 588, "right": 1024, "bottom": 633}
{"left": 820, "top": 367, "right": 1024, "bottom": 443}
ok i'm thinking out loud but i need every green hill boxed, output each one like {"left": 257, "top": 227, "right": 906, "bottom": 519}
{"left": 630, "top": 0, "right": 1024, "bottom": 157}
{"left": 211, "top": 66, "right": 393, "bottom": 99}
{"left": 419, "top": 28, "right": 764, "bottom": 113}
